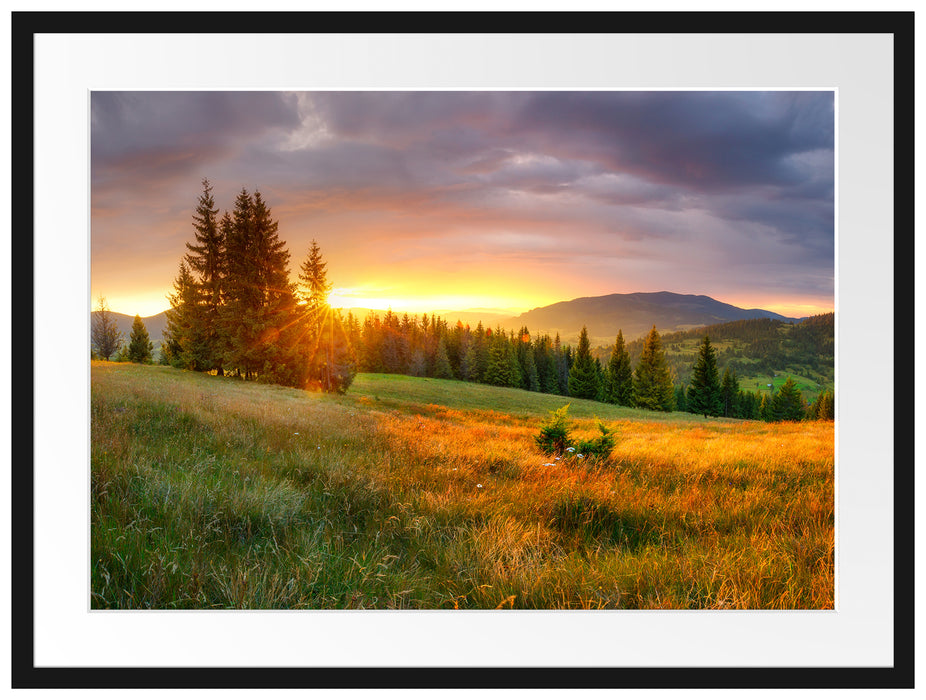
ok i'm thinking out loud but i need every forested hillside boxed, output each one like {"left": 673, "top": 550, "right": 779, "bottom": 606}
{"left": 598, "top": 314, "right": 835, "bottom": 391}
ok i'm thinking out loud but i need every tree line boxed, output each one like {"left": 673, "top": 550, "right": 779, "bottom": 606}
{"left": 614, "top": 313, "right": 835, "bottom": 387}
{"left": 680, "top": 335, "right": 834, "bottom": 422}
{"left": 92, "top": 179, "right": 833, "bottom": 421}
{"left": 345, "top": 316, "right": 678, "bottom": 413}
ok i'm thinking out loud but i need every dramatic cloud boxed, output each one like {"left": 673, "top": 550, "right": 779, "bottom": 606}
{"left": 90, "top": 91, "right": 834, "bottom": 318}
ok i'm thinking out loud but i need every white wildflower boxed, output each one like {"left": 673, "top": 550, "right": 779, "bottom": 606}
{"left": 476, "top": 484, "right": 483, "bottom": 488}
{"left": 566, "top": 447, "right": 575, "bottom": 453}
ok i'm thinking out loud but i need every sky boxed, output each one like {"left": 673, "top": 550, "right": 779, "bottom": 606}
{"left": 90, "top": 90, "right": 835, "bottom": 319}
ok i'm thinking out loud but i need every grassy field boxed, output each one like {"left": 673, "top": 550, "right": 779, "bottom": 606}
{"left": 91, "top": 362, "right": 834, "bottom": 609}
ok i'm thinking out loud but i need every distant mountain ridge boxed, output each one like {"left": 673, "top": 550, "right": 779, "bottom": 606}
{"left": 92, "top": 292, "right": 814, "bottom": 349}
{"left": 505, "top": 291, "right": 806, "bottom": 343}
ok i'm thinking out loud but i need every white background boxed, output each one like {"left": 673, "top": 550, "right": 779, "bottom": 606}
{"left": 5, "top": 0, "right": 917, "bottom": 697}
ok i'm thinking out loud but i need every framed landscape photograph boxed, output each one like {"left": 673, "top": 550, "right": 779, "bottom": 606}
{"left": 14, "top": 9, "right": 912, "bottom": 690}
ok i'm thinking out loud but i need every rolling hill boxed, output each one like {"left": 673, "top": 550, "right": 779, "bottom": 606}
{"left": 504, "top": 291, "right": 804, "bottom": 344}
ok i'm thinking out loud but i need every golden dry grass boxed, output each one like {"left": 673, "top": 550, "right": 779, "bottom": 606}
{"left": 91, "top": 362, "right": 834, "bottom": 609}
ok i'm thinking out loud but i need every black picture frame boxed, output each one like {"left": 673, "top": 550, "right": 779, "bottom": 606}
{"left": 11, "top": 10, "right": 914, "bottom": 690}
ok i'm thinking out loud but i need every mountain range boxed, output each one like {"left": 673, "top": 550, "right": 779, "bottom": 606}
{"left": 94, "top": 292, "right": 812, "bottom": 348}
{"left": 501, "top": 291, "right": 804, "bottom": 344}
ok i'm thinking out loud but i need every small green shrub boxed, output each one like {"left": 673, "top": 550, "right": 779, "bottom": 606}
{"left": 574, "top": 420, "right": 617, "bottom": 462}
{"left": 536, "top": 406, "right": 616, "bottom": 463}
{"left": 535, "top": 404, "right": 572, "bottom": 455}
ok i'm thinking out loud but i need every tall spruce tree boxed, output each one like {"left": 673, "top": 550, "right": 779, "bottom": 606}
{"left": 127, "top": 314, "right": 153, "bottom": 363}
{"left": 164, "top": 261, "right": 209, "bottom": 370}
{"left": 758, "top": 391, "right": 773, "bottom": 422}
{"left": 568, "top": 326, "right": 599, "bottom": 399}
{"left": 470, "top": 322, "right": 489, "bottom": 382}
{"left": 687, "top": 336, "right": 722, "bottom": 417}
{"left": 771, "top": 377, "right": 805, "bottom": 422}
{"left": 184, "top": 178, "right": 225, "bottom": 373}
{"left": 633, "top": 325, "right": 675, "bottom": 411}
{"left": 433, "top": 336, "right": 454, "bottom": 379}
{"left": 534, "top": 335, "right": 559, "bottom": 394}
{"left": 559, "top": 345, "right": 573, "bottom": 396}
{"left": 515, "top": 328, "right": 540, "bottom": 391}
{"left": 297, "top": 239, "right": 332, "bottom": 318}
{"left": 807, "top": 388, "right": 835, "bottom": 421}
{"left": 604, "top": 329, "right": 634, "bottom": 406}
{"left": 296, "top": 240, "right": 356, "bottom": 392}
{"left": 506, "top": 337, "right": 523, "bottom": 388}
{"left": 720, "top": 367, "right": 739, "bottom": 417}
{"left": 218, "top": 189, "right": 304, "bottom": 383}
{"left": 91, "top": 295, "right": 123, "bottom": 360}
{"left": 484, "top": 331, "right": 516, "bottom": 387}
{"left": 522, "top": 346, "right": 540, "bottom": 391}
{"left": 737, "top": 390, "right": 759, "bottom": 420}
{"left": 219, "top": 188, "right": 257, "bottom": 377}
{"left": 359, "top": 313, "right": 385, "bottom": 372}
{"left": 819, "top": 389, "right": 835, "bottom": 420}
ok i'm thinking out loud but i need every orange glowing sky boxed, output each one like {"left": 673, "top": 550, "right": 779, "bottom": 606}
{"left": 91, "top": 91, "right": 835, "bottom": 320}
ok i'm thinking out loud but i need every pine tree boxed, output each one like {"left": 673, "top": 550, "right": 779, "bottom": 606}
{"left": 534, "top": 335, "right": 559, "bottom": 394}
{"left": 359, "top": 313, "right": 385, "bottom": 373}
{"left": 445, "top": 321, "right": 466, "bottom": 376}
{"left": 433, "top": 336, "right": 454, "bottom": 379}
{"left": 817, "top": 389, "right": 835, "bottom": 420}
{"left": 459, "top": 336, "right": 477, "bottom": 381}
{"left": 522, "top": 346, "right": 540, "bottom": 391}
{"left": 318, "top": 311, "right": 357, "bottom": 393}
{"left": 633, "top": 326, "right": 675, "bottom": 411}
{"left": 554, "top": 334, "right": 571, "bottom": 395}
{"left": 687, "top": 336, "right": 722, "bottom": 417}
{"left": 515, "top": 328, "right": 539, "bottom": 391}
{"left": 805, "top": 388, "right": 835, "bottom": 421}
{"left": 469, "top": 322, "right": 489, "bottom": 382}
{"left": 758, "top": 391, "right": 772, "bottom": 422}
{"left": 184, "top": 178, "right": 225, "bottom": 373}
{"left": 567, "top": 326, "right": 599, "bottom": 399}
{"left": 345, "top": 312, "right": 361, "bottom": 350}
{"left": 127, "top": 314, "right": 153, "bottom": 363}
{"left": 674, "top": 384, "right": 688, "bottom": 413}
{"left": 771, "top": 377, "right": 805, "bottom": 421}
{"left": 720, "top": 367, "right": 740, "bottom": 418}
{"left": 219, "top": 188, "right": 258, "bottom": 377}
{"left": 296, "top": 240, "right": 357, "bottom": 392}
{"left": 91, "top": 295, "right": 123, "bottom": 360}
{"left": 604, "top": 329, "right": 633, "bottom": 406}
{"left": 218, "top": 189, "right": 298, "bottom": 381}
{"left": 298, "top": 239, "right": 332, "bottom": 319}
{"left": 164, "top": 262, "right": 209, "bottom": 370}
{"left": 738, "top": 390, "right": 759, "bottom": 420}
{"left": 484, "top": 331, "right": 515, "bottom": 387}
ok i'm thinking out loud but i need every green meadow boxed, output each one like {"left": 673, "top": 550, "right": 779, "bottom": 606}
{"left": 91, "top": 362, "right": 834, "bottom": 609}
